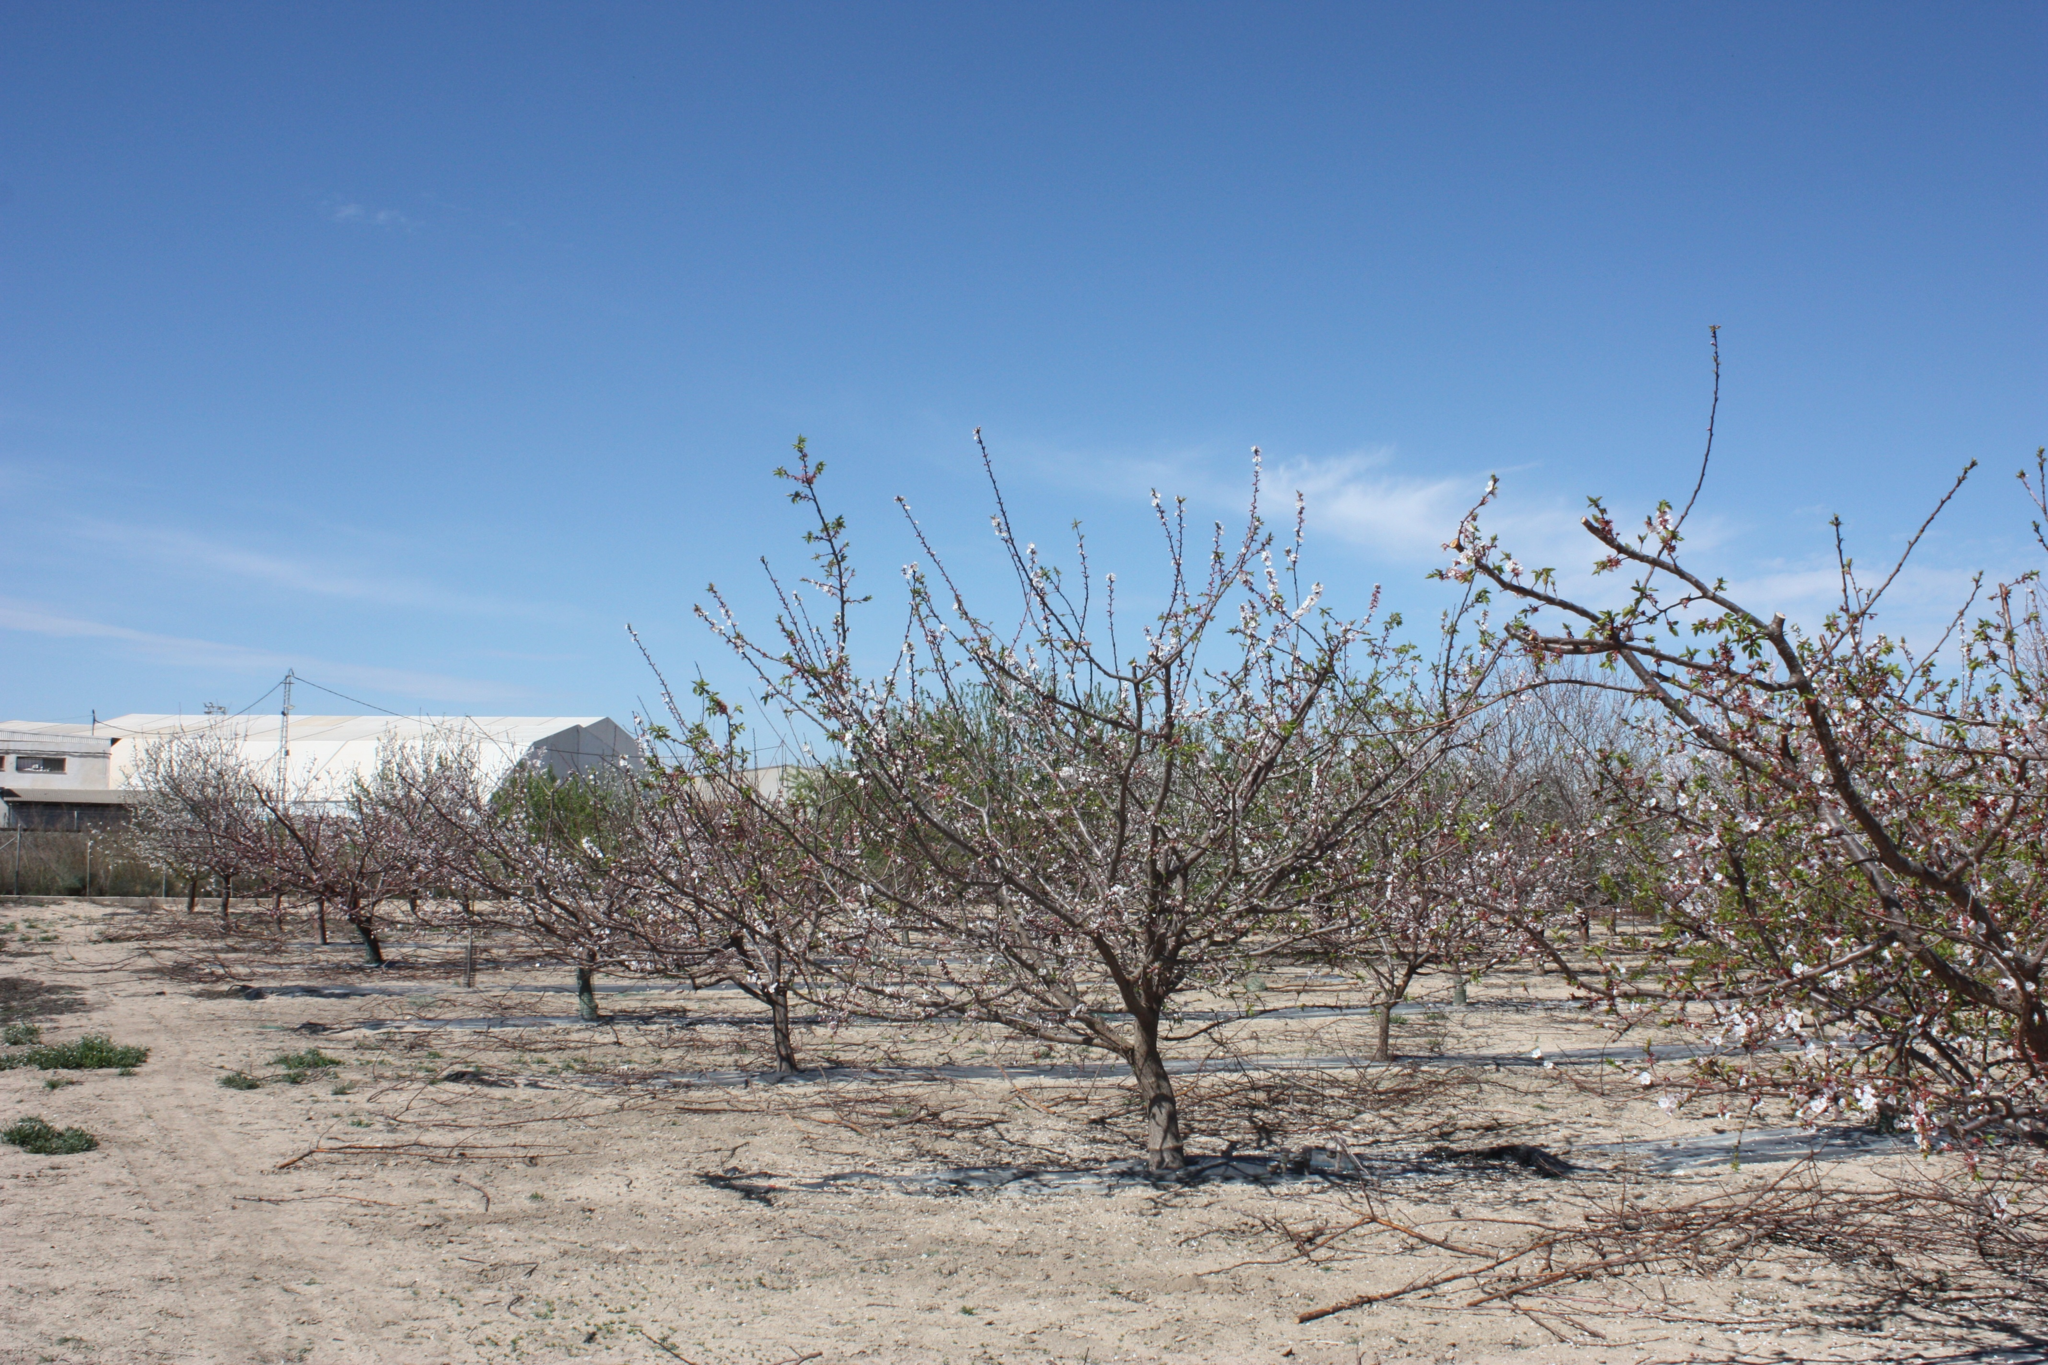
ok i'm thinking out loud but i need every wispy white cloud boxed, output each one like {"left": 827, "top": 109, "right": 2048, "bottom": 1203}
{"left": 325, "top": 199, "right": 417, "bottom": 230}
{"left": 1006, "top": 437, "right": 1551, "bottom": 567}
{"left": 471, "top": 648, "right": 585, "bottom": 663}
{"left": 0, "top": 597, "right": 526, "bottom": 706}
{"left": 1238, "top": 453, "right": 1993, "bottom": 644}
{"left": 1268, "top": 450, "right": 1480, "bottom": 559}
{"left": 999, "top": 438, "right": 1566, "bottom": 591}
{"left": 69, "top": 520, "right": 564, "bottom": 622}
{"left": 1715, "top": 558, "right": 1994, "bottom": 647}
{"left": 982, "top": 436, "right": 2030, "bottom": 649}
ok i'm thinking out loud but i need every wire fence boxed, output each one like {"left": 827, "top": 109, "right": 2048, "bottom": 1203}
{"left": 0, "top": 829, "right": 195, "bottom": 899}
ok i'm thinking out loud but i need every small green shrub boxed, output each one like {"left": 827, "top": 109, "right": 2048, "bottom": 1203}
{"left": 2, "top": 1022, "right": 41, "bottom": 1046}
{"left": 271, "top": 1049, "right": 340, "bottom": 1071}
{"left": 17, "top": 1035, "right": 149, "bottom": 1071}
{"left": 2, "top": 1116, "right": 98, "bottom": 1155}
{"left": 43, "top": 1076, "right": 73, "bottom": 1091}
{"left": 219, "top": 1072, "right": 262, "bottom": 1090}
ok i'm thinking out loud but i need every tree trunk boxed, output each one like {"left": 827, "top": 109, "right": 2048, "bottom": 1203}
{"left": 463, "top": 929, "right": 476, "bottom": 989}
{"left": 353, "top": 915, "right": 385, "bottom": 967}
{"left": 186, "top": 874, "right": 198, "bottom": 915}
{"left": 220, "top": 880, "right": 232, "bottom": 932}
{"left": 316, "top": 897, "right": 329, "bottom": 945}
{"left": 1128, "top": 1027, "right": 1186, "bottom": 1171}
{"left": 1452, "top": 976, "right": 1468, "bottom": 1007}
{"left": 576, "top": 963, "right": 600, "bottom": 1021}
{"left": 768, "top": 984, "right": 799, "bottom": 1073}
{"left": 1374, "top": 1001, "right": 1395, "bottom": 1062}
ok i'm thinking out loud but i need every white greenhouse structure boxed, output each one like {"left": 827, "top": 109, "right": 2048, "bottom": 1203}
{"left": 0, "top": 714, "right": 643, "bottom": 828}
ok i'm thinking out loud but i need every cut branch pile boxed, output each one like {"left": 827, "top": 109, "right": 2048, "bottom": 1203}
{"left": 1267, "top": 1154, "right": 2048, "bottom": 1331}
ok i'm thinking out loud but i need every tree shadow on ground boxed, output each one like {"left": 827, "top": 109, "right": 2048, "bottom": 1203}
{"left": 0, "top": 977, "right": 91, "bottom": 1021}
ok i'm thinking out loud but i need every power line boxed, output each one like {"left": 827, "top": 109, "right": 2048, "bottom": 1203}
{"left": 290, "top": 675, "right": 410, "bottom": 718}
{"left": 230, "top": 678, "right": 285, "bottom": 718}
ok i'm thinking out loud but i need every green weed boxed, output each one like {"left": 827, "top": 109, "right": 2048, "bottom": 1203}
{"left": 219, "top": 1071, "right": 262, "bottom": 1090}
{"left": 2, "top": 1116, "right": 98, "bottom": 1155}
{"left": 2, "top": 1022, "right": 41, "bottom": 1046}
{"left": 273, "top": 1049, "right": 340, "bottom": 1084}
{"left": 0, "top": 1034, "right": 149, "bottom": 1071}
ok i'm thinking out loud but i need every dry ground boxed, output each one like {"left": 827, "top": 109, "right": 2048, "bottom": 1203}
{"left": 0, "top": 900, "right": 2037, "bottom": 1365}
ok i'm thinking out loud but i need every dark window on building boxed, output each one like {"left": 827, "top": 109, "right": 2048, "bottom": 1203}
{"left": 15, "top": 755, "right": 66, "bottom": 774}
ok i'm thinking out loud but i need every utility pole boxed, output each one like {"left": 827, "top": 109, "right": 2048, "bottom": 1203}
{"left": 277, "top": 670, "right": 295, "bottom": 796}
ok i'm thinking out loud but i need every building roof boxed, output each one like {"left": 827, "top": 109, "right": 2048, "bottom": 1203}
{"left": 0, "top": 723, "right": 118, "bottom": 756}
{"left": 0, "top": 787, "right": 133, "bottom": 805}
{"left": 0, "top": 714, "right": 642, "bottom": 796}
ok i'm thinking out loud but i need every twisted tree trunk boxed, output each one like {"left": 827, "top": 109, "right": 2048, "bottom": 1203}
{"left": 351, "top": 899, "right": 384, "bottom": 966}
{"left": 1127, "top": 1012, "right": 1185, "bottom": 1171}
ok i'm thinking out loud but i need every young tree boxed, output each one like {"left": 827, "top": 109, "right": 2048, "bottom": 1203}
{"left": 129, "top": 730, "right": 259, "bottom": 927}
{"left": 627, "top": 733, "right": 866, "bottom": 1074}
{"left": 383, "top": 743, "right": 677, "bottom": 1019}
{"left": 247, "top": 767, "right": 420, "bottom": 967}
{"left": 1444, "top": 439, "right": 2048, "bottom": 1146}
{"left": 1308, "top": 757, "right": 1557, "bottom": 1058}
{"left": 701, "top": 438, "right": 1494, "bottom": 1169}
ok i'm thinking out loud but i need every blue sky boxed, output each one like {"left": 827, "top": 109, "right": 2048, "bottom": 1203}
{"left": 2, "top": 3, "right": 2043, "bottom": 728}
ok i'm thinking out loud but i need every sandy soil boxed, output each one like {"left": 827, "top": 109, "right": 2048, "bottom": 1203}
{"left": 0, "top": 900, "right": 2030, "bottom": 1365}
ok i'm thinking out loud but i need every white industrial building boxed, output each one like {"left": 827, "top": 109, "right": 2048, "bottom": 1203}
{"left": 0, "top": 714, "right": 643, "bottom": 829}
